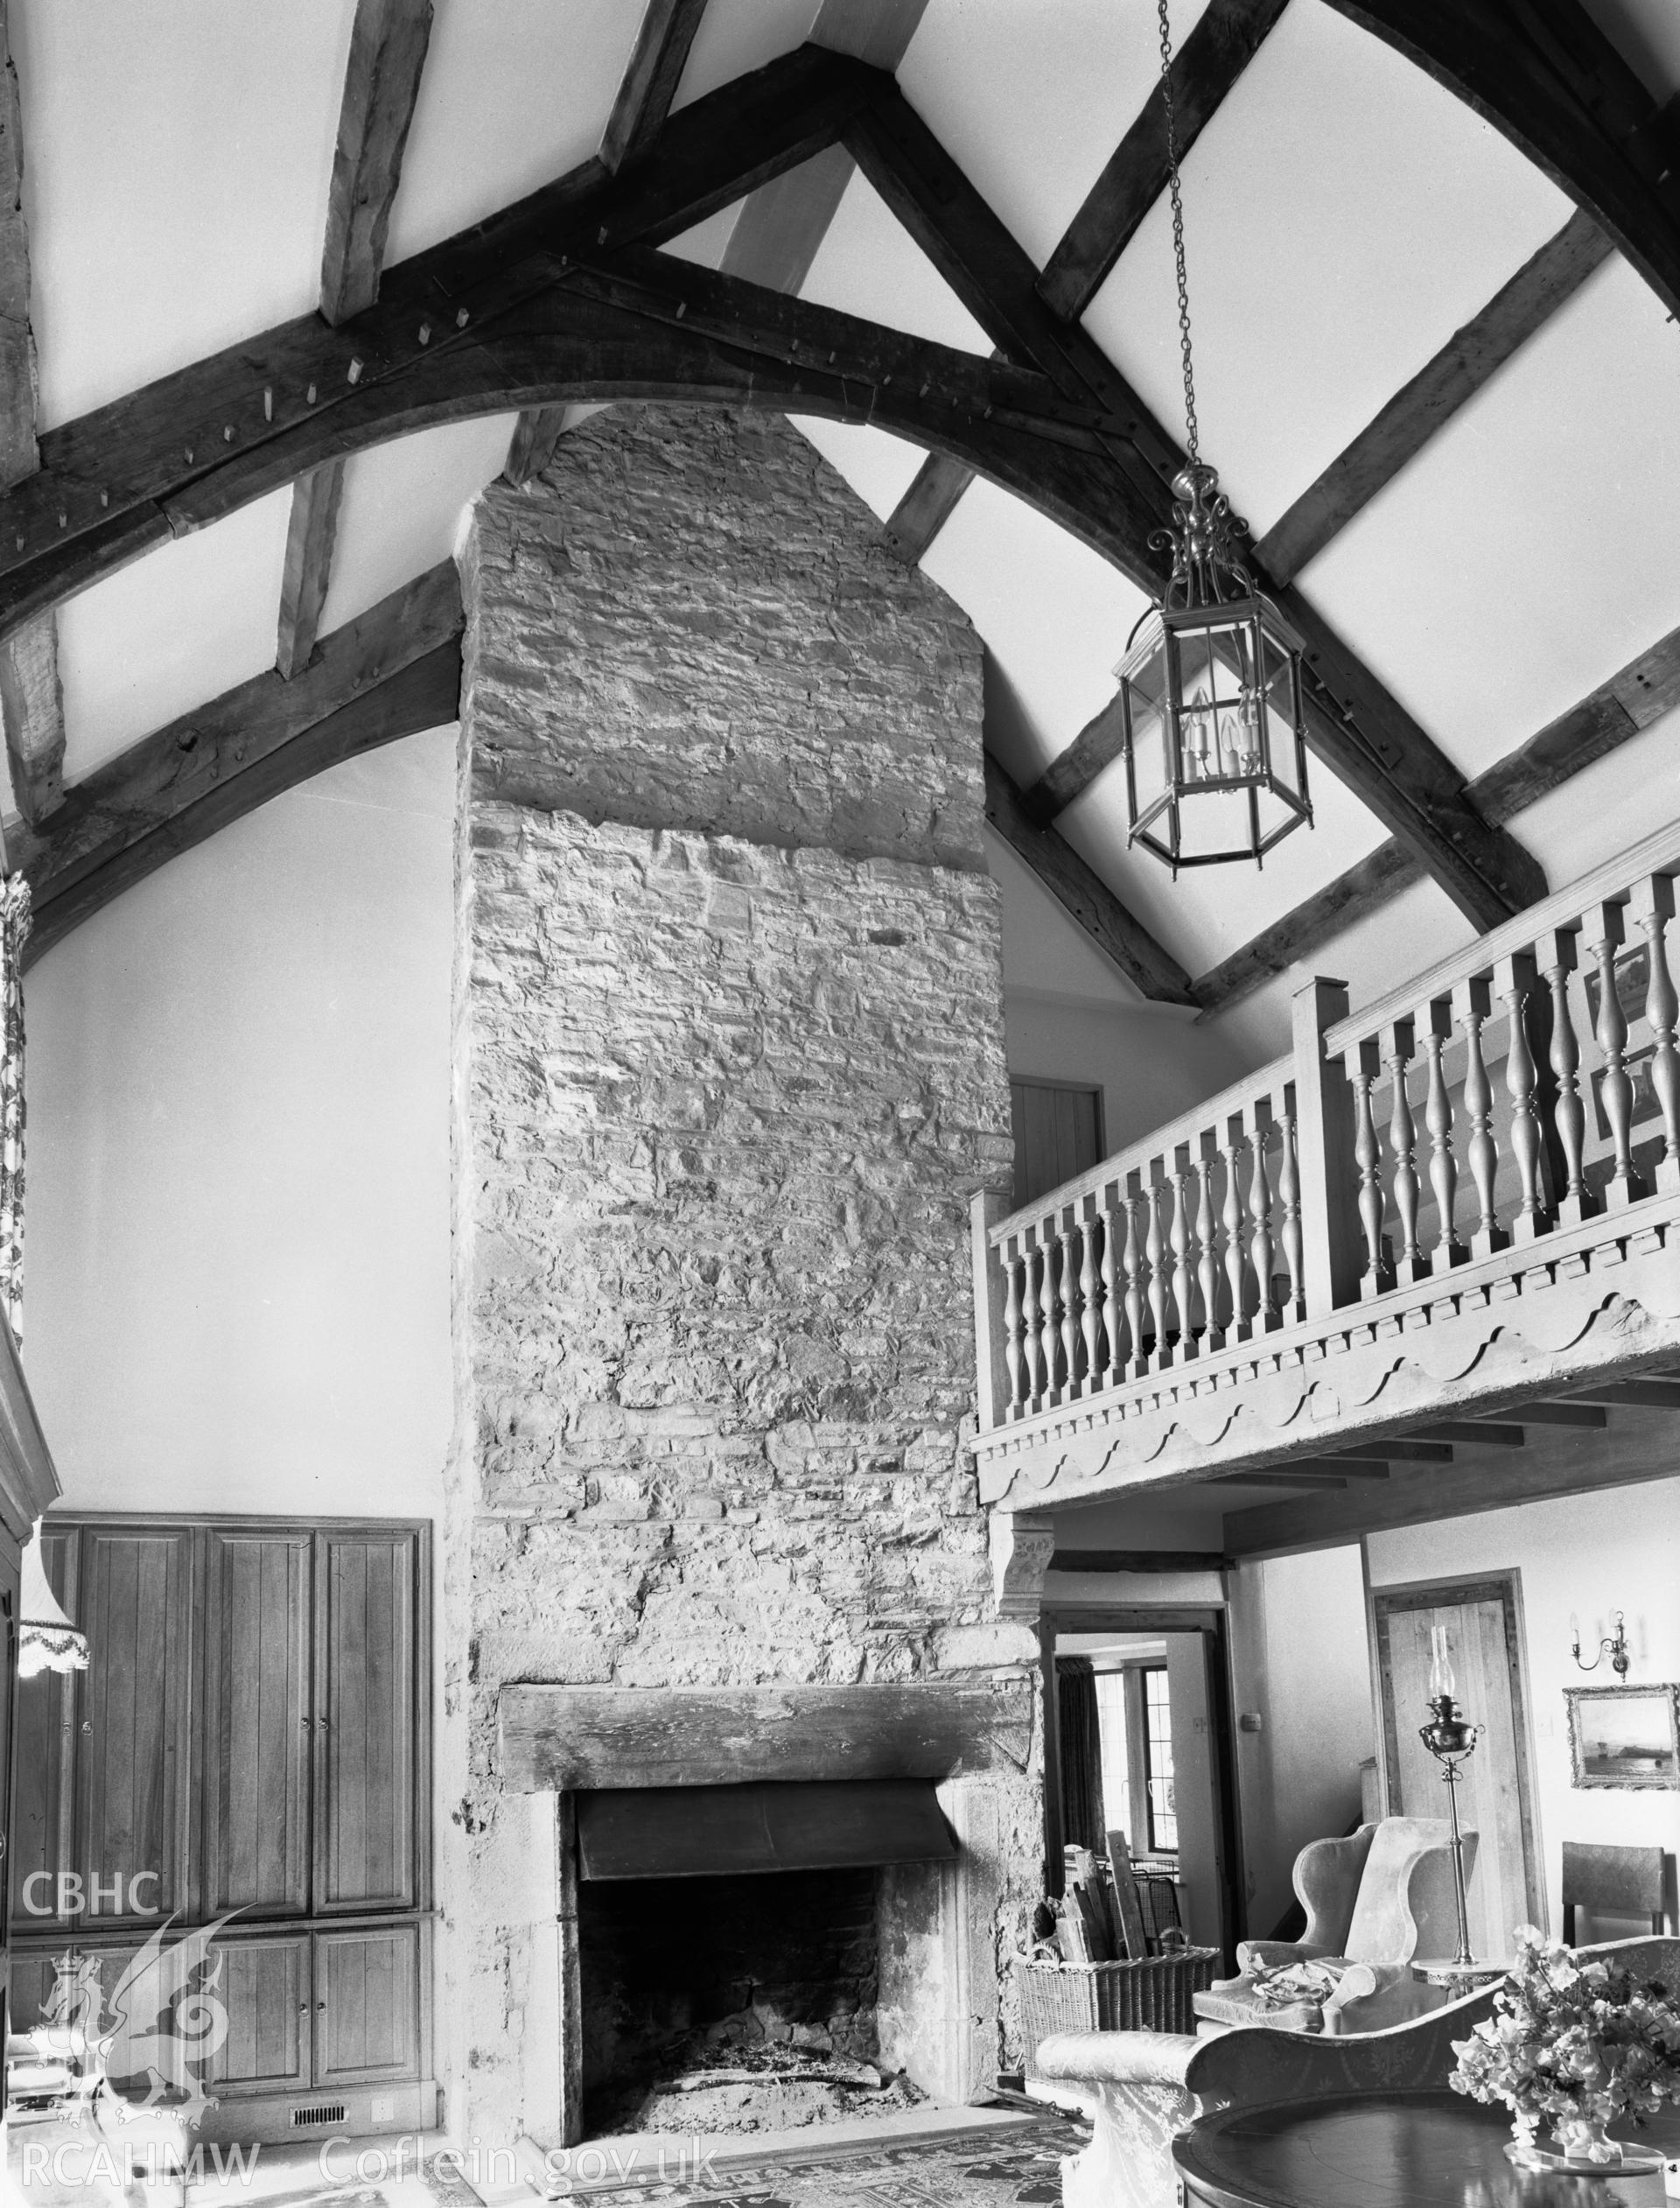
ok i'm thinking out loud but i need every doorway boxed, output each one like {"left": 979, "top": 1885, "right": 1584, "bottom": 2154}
{"left": 1371, "top": 1571, "right": 1544, "bottom": 1956}
{"left": 1043, "top": 1605, "right": 1242, "bottom": 1967}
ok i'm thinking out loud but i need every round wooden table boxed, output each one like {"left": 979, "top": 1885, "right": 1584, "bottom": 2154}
{"left": 1173, "top": 2090, "right": 1680, "bottom": 2207}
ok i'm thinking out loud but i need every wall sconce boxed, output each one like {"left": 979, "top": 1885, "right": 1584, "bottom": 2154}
{"left": 1570, "top": 1609, "right": 1630, "bottom": 1678}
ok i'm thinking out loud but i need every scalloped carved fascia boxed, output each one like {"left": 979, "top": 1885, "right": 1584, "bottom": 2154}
{"left": 979, "top": 1214, "right": 1680, "bottom": 1512}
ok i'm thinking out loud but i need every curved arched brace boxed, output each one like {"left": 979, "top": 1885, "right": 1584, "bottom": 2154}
{"left": 1325, "top": 0, "right": 1680, "bottom": 321}
{"left": 4, "top": 35, "right": 1565, "bottom": 939}
{"left": 0, "top": 270, "right": 1152, "bottom": 647}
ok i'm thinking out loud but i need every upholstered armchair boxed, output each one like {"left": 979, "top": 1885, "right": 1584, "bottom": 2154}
{"left": 1194, "top": 1816, "right": 1476, "bottom": 2036}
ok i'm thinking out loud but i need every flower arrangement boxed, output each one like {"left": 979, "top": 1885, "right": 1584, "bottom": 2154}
{"left": 1450, "top": 1926, "right": 1680, "bottom": 2166}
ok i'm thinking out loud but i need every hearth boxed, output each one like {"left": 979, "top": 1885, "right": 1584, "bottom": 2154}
{"left": 574, "top": 1777, "right": 956, "bottom": 2136}
{"left": 580, "top": 1863, "right": 928, "bottom": 2134}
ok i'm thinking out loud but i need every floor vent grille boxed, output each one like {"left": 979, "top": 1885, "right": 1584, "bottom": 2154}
{"left": 290, "top": 2103, "right": 348, "bottom": 2128}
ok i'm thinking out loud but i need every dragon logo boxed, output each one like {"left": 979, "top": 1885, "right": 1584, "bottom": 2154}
{"left": 43, "top": 1915, "right": 234, "bottom": 2126}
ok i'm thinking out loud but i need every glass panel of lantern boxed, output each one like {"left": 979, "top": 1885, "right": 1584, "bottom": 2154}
{"left": 1116, "top": 612, "right": 1172, "bottom": 839}
{"left": 1119, "top": 592, "right": 1312, "bottom": 871}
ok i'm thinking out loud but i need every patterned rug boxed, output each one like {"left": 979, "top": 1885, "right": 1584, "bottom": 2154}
{"left": 550, "top": 2113, "right": 1089, "bottom": 2208}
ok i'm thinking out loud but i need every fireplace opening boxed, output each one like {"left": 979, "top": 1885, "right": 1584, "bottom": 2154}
{"left": 573, "top": 1779, "right": 959, "bottom": 2137}
{"left": 580, "top": 1864, "right": 926, "bottom": 2134}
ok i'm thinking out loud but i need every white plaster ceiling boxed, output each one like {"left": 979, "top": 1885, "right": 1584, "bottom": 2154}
{"left": 9, "top": 0, "right": 1680, "bottom": 1068}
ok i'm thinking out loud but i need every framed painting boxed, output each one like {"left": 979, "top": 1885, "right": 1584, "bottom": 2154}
{"left": 1564, "top": 1685, "right": 1680, "bottom": 1790}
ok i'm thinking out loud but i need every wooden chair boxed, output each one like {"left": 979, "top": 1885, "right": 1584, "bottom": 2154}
{"left": 1034, "top": 1934, "right": 1680, "bottom": 2208}
{"left": 1562, "top": 1840, "right": 1669, "bottom": 1943}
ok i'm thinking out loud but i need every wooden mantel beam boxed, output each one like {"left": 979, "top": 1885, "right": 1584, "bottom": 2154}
{"left": 276, "top": 0, "right": 435, "bottom": 683}
{"left": 840, "top": 76, "right": 1547, "bottom": 935}
{"left": 14, "top": 564, "right": 462, "bottom": 964}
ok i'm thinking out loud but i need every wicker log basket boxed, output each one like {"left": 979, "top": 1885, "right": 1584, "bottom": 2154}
{"left": 1017, "top": 1834, "right": 1219, "bottom": 2071}
{"left": 1017, "top": 1945, "right": 1220, "bottom": 2071}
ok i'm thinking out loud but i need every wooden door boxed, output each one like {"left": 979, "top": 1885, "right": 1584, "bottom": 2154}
{"left": 313, "top": 1530, "right": 417, "bottom": 1912}
{"left": 10, "top": 1939, "right": 142, "bottom": 2048}
{"left": 312, "top": 1923, "right": 420, "bottom": 2087}
{"left": 1011, "top": 1081, "right": 1102, "bottom": 1209}
{"left": 8, "top": 1945, "right": 56, "bottom": 2030}
{"left": 11, "top": 1531, "right": 72, "bottom": 1929}
{"left": 202, "top": 1530, "right": 312, "bottom": 1917}
{"left": 206, "top": 1931, "right": 312, "bottom": 2097}
{"left": 75, "top": 1527, "right": 198, "bottom": 1926}
{"left": 1374, "top": 1574, "right": 1543, "bottom": 1957}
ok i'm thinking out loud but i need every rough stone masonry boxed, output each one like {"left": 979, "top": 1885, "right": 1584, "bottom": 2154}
{"left": 443, "top": 406, "right": 1039, "bottom": 2145}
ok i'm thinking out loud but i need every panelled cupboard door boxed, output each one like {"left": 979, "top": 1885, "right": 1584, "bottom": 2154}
{"left": 314, "top": 1531, "right": 417, "bottom": 1913}
{"left": 8, "top": 1948, "right": 55, "bottom": 2030}
{"left": 206, "top": 1932, "right": 312, "bottom": 2096}
{"left": 202, "top": 1531, "right": 312, "bottom": 1917}
{"left": 12, "top": 1529, "right": 74, "bottom": 1931}
{"left": 312, "top": 1923, "right": 420, "bottom": 2087}
{"left": 76, "top": 1527, "right": 197, "bottom": 1925}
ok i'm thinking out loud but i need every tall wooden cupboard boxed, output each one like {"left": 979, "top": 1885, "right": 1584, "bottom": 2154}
{"left": 0, "top": 1325, "right": 63, "bottom": 2136}
{"left": 10, "top": 1517, "right": 434, "bottom": 2145}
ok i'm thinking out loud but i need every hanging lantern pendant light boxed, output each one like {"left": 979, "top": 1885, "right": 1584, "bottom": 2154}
{"left": 1117, "top": 0, "right": 1313, "bottom": 877}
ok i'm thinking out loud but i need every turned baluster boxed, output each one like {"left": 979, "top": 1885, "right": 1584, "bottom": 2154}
{"left": 1385, "top": 1016, "right": 1424, "bottom": 1283}
{"left": 1588, "top": 903, "right": 1639, "bottom": 1207}
{"left": 1223, "top": 1118, "right": 1249, "bottom": 1336}
{"left": 1145, "top": 1172, "right": 1170, "bottom": 1369}
{"left": 1248, "top": 1105, "right": 1277, "bottom": 1324}
{"left": 1542, "top": 929, "right": 1588, "bottom": 1224}
{"left": 1078, "top": 1210, "right": 1102, "bottom": 1392}
{"left": 1454, "top": 975, "right": 1504, "bottom": 1256}
{"left": 1631, "top": 876, "right": 1680, "bottom": 1192}
{"left": 1000, "top": 1244, "right": 1026, "bottom": 1416}
{"left": 1278, "top": 1097, "right": 1303, "bottom": 1319}
{"left": 1170, "top": 1149, "right": 1197, "bottom": 1357}
{"left": 1354, "top": 1038, "right": 1387, "bottom": 1294}
{"left": 1122, "top": 1181, "right": 1146, "bottom": 1377}
{"left": 1020, "top": 1245, "right": 1044, "bottom": 1408}
{"left": 1040, "top": 1221, "right": 1063, "bottom": 1398}
{"left": 1196, "top": 1134, "right": 1221, "bottom": 1349}
{"left": 1423, "top": 1000, "right": 1461, "bottom": 1271}
{"left": 1059, "top": 1218, "right": 1082, "bottom": 1391}
{"left": 1099, "top": 1197, "right": 1123, "bottom": 1383}
{"left": 1494, "top": 950, "right": 1544, "bottom": 1243}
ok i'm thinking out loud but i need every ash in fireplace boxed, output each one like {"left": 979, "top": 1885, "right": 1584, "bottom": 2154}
{"left": 591, "top": 2002, "right": 928, "bottom": 2136}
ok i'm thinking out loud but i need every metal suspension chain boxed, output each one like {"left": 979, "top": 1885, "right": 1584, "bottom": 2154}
{"left": 1157, "top": 0, "right": 1200, "bottom": 466}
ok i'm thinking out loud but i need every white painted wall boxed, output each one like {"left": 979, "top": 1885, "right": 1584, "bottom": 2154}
{"left": 1165, "top": 1634, "right": 1220, "bottom": 1947}
{"left": 1367, "top": 1481, "right": 1680, "bottom": 1941}
{"left": 989, "top": 827, "right": 1256, "bottom": 1158}
{"left": 1228, "top": 1546, "right": 1375, "bottom": 1938}
{"left": 23, "top": 728, "right": 457, "bottom": 1521}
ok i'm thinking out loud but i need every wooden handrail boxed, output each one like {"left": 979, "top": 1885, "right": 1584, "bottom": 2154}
{"left": 1323, "top": 817, "right": 1680, "bottom": 1061}
{"left": 974, "top": 825, "right": 1680, "bottom": 1433}
{"left": 987, "top": 1051, "right": 1295, "bottom": 1247}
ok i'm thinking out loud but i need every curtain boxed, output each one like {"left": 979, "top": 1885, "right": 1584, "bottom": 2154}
{"left": 1057, "top": 1655, "right": 1108, "bottom": 1850}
